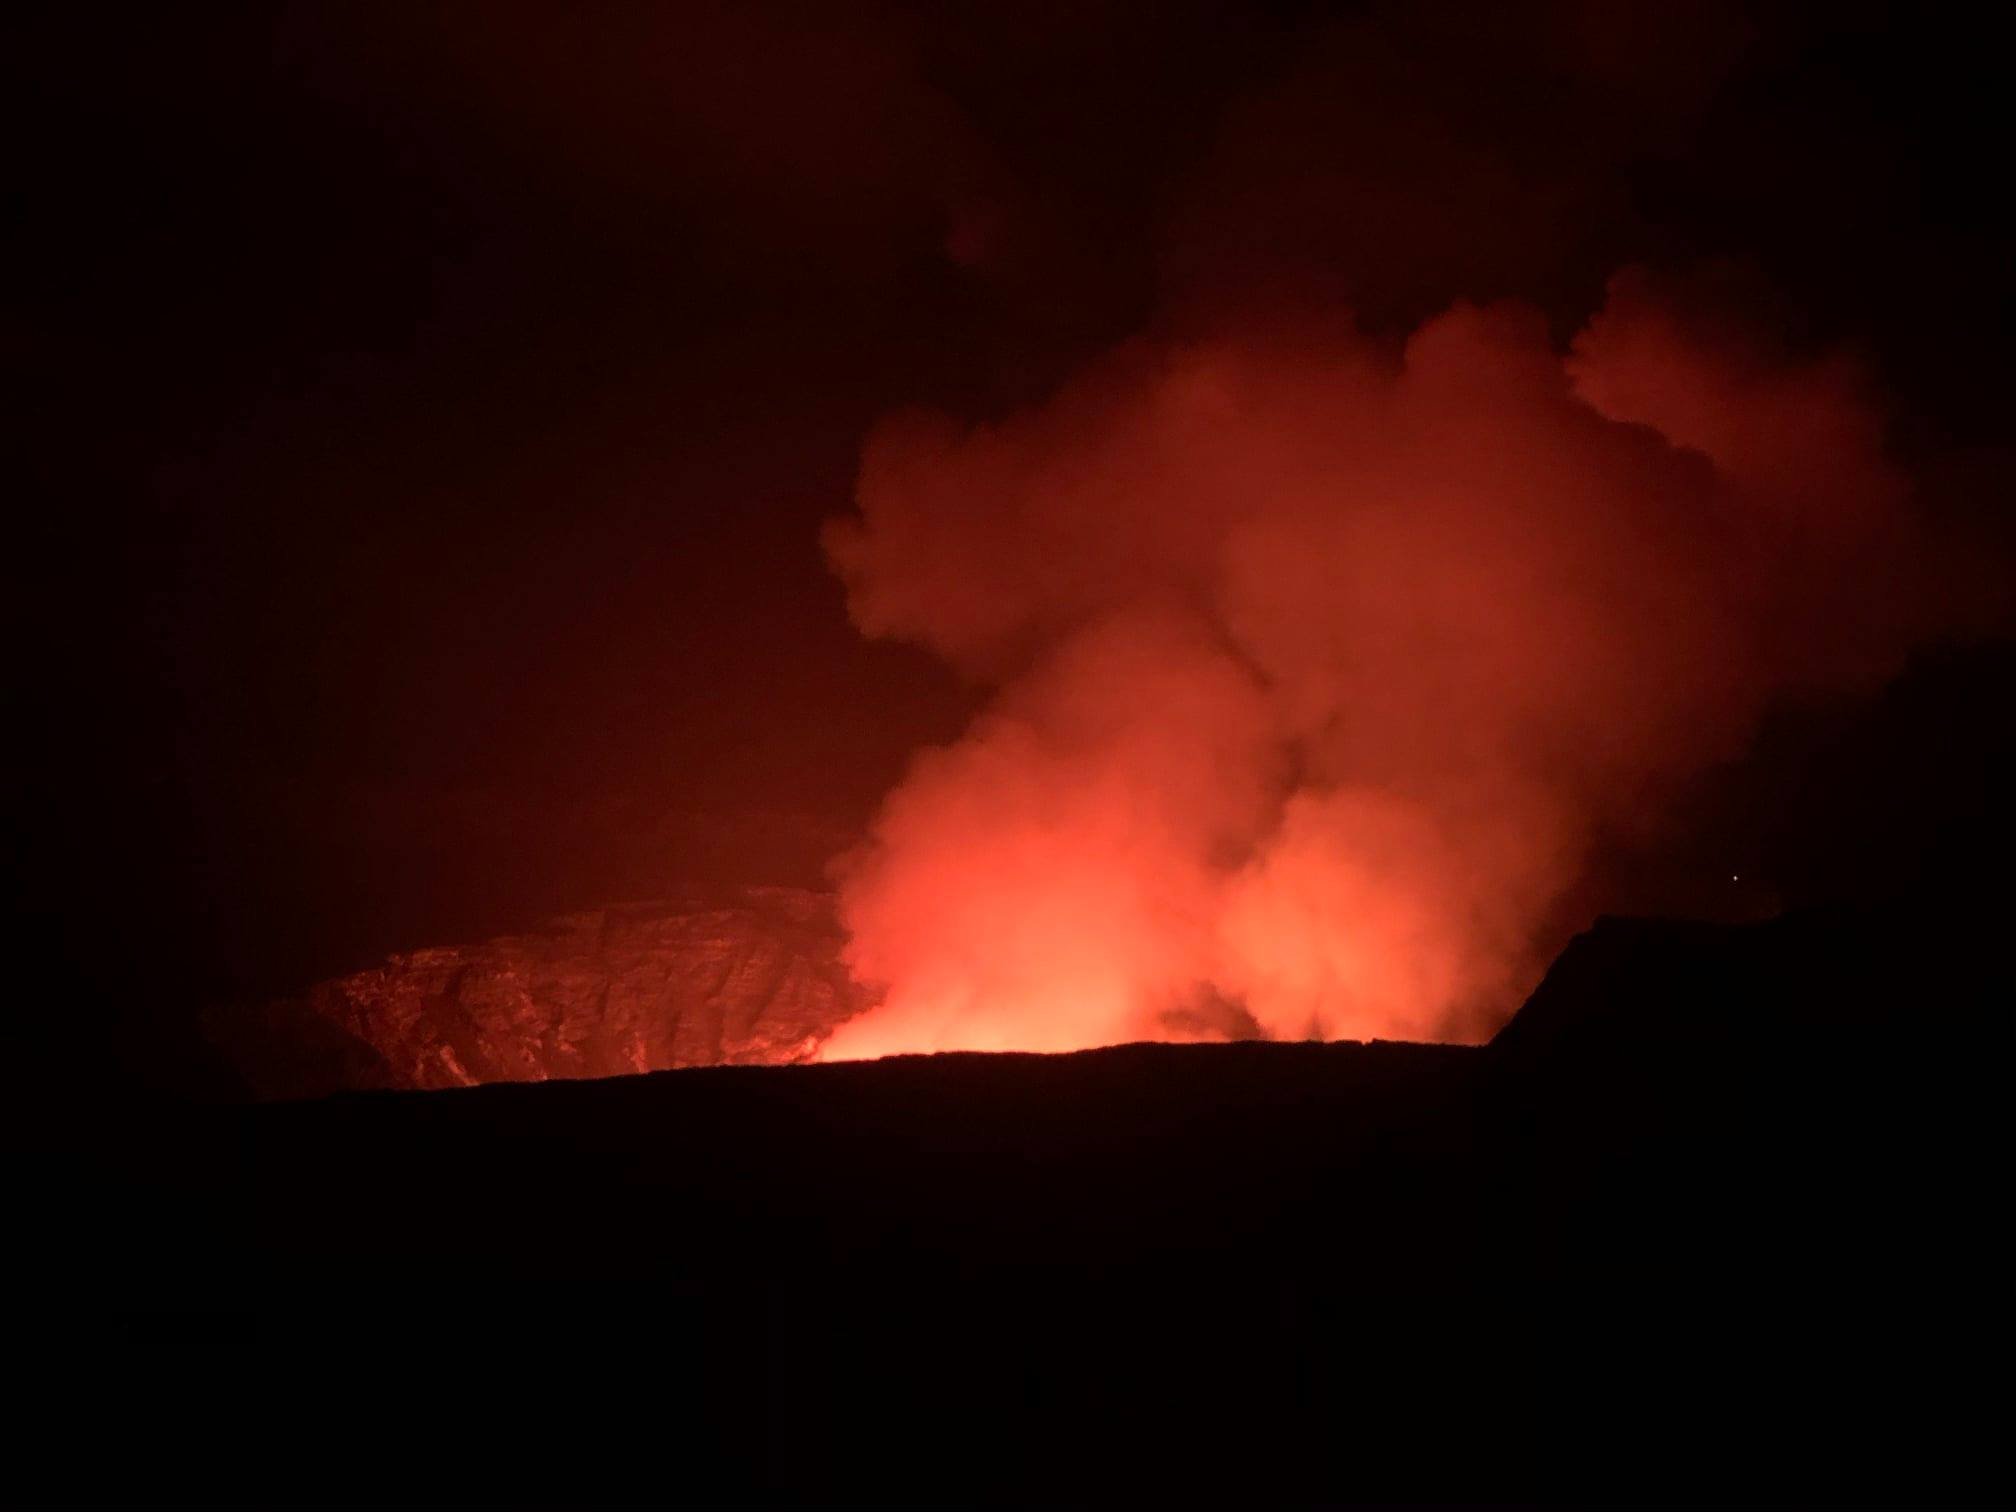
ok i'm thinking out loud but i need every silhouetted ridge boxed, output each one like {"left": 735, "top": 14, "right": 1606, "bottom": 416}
{"left": 1494, "top": 902, "right": 2008, "bottom": 1063}
{"left": 27, "top": 894, "right": 2008, "bottom": 1504}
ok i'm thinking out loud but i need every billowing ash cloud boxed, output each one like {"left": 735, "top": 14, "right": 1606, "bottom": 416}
{"left": 818, "top": 270, "right": 1963, "bottom": 1058}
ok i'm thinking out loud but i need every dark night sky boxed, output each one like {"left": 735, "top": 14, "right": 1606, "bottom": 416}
{"left": 8, "top": 2, "right": 2013, "bottom": 1084}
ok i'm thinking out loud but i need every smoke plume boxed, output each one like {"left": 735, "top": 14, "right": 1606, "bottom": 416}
{"left": 817, "top": 266, "right": 1961, "bottom": 1058}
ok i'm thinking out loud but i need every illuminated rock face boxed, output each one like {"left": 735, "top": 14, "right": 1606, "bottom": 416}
{"left": 206, "top": 887, "right": 871, "bottom": 1099}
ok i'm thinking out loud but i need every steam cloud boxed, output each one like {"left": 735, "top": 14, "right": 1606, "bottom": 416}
{"left": 818, "top": 267, "right": 1962, "bottom": 1059}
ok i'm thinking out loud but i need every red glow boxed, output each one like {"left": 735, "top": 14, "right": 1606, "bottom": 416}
{"left": 819, "top": 274, "right": 1945, "bottom": 1061}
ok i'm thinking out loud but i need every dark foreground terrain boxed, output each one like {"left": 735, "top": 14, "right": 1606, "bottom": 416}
{"left": 21, "top": 895, "right": 2010, "bottom": 1505}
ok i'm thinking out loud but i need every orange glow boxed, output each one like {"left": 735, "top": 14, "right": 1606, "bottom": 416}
{"left": 818, "top": 274, "right": 1945, "bottom": 1060}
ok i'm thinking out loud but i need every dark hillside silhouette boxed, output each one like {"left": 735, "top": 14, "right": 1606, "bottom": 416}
{"left": 25, "top": 897, "right": 2007, "bottom": 1503}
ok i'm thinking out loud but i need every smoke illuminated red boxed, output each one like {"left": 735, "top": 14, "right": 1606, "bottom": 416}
{"left": 817, "top": 272, "right": 1952, "bottom": 1061}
